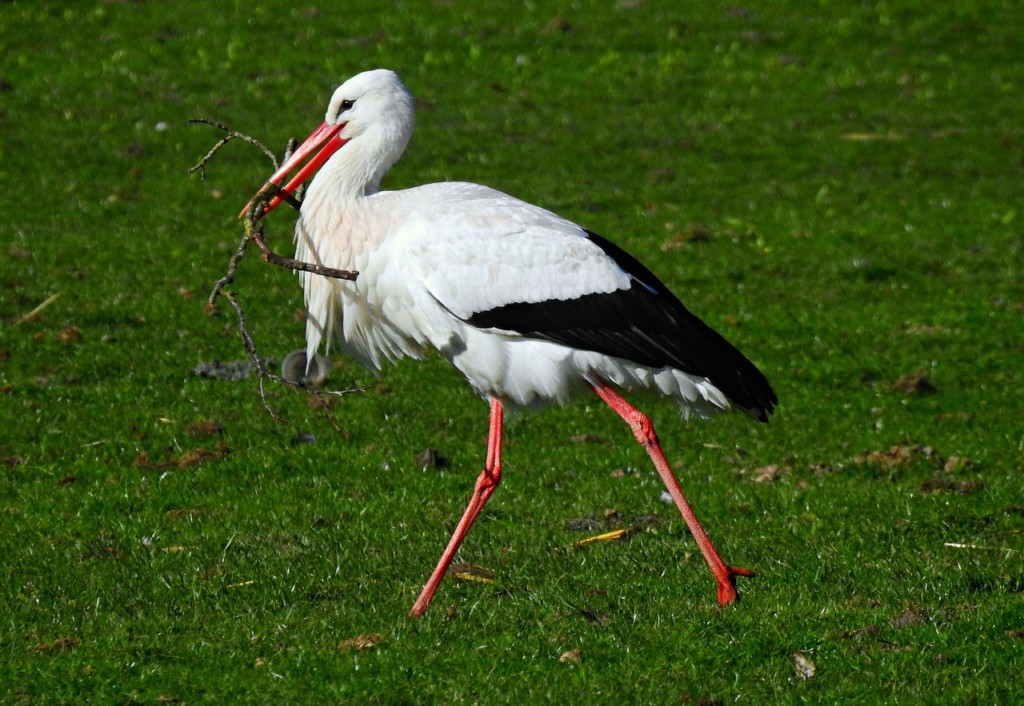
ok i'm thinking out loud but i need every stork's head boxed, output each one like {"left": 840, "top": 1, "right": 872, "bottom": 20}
{"left": 242, "top": 69, "right": 415, "bottom": 218}
{"left": 326, "top": 69, "right": 415, "bottom": 145}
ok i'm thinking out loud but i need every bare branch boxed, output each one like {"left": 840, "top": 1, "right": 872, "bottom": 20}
{"left": 191, "top": 119, "right": 365, "bottom": 427}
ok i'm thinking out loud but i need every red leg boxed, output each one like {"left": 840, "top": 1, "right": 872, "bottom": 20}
{"left": 588, "top": 378, "right": 754, "bottom": 606}
{"left": 409, "top": 397, "right": 504, "bottom": 617}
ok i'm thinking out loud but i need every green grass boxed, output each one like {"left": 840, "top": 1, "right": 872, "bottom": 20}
{"left": 2, "top": 0, "right": 1022, "bottom": 702}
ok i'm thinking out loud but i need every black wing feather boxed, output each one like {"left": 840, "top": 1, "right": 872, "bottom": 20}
{"left": 466, "top": 230, "right": 777, "bottom": 421}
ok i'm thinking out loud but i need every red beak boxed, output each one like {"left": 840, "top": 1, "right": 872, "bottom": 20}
{"left": 240, "top": 120, "right": 348, "bottom": 218}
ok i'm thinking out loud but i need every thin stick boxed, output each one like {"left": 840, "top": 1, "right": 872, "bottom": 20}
{"left": 188, "top": 118, "right": 282, "bottom": 176}
{"left": 206, "top": 232, "right": 251, "bottom": 308}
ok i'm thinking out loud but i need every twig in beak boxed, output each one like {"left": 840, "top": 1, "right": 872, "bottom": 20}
{"left": 190, "top": 120, "right": 365, "bottom": 426}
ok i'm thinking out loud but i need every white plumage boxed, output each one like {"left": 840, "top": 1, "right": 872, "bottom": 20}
{"left": 246, "top": 69, "right": 777, "bottom": 616}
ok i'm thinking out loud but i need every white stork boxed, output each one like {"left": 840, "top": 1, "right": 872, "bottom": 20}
{"left": 243, "top": 69, "right": 777, "bottom": 617}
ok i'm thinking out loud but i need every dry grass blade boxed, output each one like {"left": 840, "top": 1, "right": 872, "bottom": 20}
{"left": 337, "top": 633, "right": 384, "bottom": 651}
{"left": 944, "top": 542, "right": 1017, "bottom": 555}
{"left": 13, "top": 292, "right": 60, "bottom": 326}
{"left": 573, "top": 528, "right": 634, "bottom": 546}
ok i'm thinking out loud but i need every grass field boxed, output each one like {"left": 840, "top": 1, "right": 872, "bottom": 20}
{"left": 2, "top": 1, "right": 1022, "bottom": 702}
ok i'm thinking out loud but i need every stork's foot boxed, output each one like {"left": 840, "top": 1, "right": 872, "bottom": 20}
{"left": 716, "top": 565, "right": 756, "bottom": 606}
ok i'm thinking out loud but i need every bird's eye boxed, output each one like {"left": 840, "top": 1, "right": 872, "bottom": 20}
{"left": 338, "top": 99, "right": 355, "bottom": 116}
